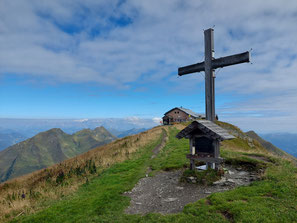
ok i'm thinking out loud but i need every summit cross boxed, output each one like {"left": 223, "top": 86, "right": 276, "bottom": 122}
{"left": 178, "top": 28, "right": 250, "bottom": 121}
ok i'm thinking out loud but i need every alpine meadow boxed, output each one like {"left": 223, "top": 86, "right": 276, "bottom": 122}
{"left": 1, "top": 1, "right": 297, "bottom": 223}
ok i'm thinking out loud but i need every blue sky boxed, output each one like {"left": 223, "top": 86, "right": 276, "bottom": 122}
{"left": 1, "top": 0, "right": 297, "bottom": 133}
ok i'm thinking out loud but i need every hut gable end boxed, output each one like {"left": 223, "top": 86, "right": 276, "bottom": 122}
{"left": 165, "top": 108, "right": 188, "bottom": 121}
{"left": 176, "top": 120, "right": 235, "bottom": 170}
{"left": 162, "top": 107, "right": 204, "bottom": 125}
{"left": 176, "top": 120, "right": 235, "bottom": 141}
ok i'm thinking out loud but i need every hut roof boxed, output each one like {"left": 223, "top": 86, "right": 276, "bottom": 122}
{"left": 164, "top": 107, "right": 205, "bottom": 118}
{"left": 176, "top": 120, "right": 235, "bottom": 141}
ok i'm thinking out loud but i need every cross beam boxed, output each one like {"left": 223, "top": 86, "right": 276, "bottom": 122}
{"left": 178, "top": 51, "right": 250, "bottom": 76}
{"left": 178, "top": 28, "right": 250, "bottom": 121}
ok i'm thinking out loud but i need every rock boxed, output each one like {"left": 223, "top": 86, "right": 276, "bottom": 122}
{"left": 163, "top": 197, "right": 178, "bottom": 202}
{"left": 228, "top": 170, "right": 235, "bottom": 175}
{"left": 227, "top": 179, "right": 235, "bottom": 183}
{"left": 213, "top": 177, "right": 227, "bottom": 185}
{"left": 238, "top": 171, "right": 248, "bottom": 176}
{"left": 176, "top": 186, "right": 184, "bottom": 190}
{"left": 187, "top": 176, "right": 197, "bottom": 183}
{"left": 204, "top": 191, "right": 212, "bottom": 194}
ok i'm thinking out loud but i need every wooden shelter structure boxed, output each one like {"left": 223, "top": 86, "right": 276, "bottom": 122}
{"left": 162, "top": 107, "right": 205, "bottom": 125}
{"left": 176, "top": 120, "right": 234, "bottom": 170}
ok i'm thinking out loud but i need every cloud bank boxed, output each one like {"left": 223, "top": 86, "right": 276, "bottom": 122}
{"left": 1, "top": 0, "right": 297, "bottom": 132}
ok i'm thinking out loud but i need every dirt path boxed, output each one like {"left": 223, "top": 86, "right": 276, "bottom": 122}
{"left": 151, "top": 130, "right": 168, "bottom": 159}
{"left": 124, "top": 128, "right": 261, "bottom": 215}
{"left": 246, "top": 154, "right": 271, "bottom": 163}
{"left": 124, "top": 165, "right": 259, "bottom": 214}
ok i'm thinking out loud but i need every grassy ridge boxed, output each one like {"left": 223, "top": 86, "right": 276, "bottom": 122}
{"left": 12, "top": 126, "right": 297, "bottom": 222}
{"left": 150, "top": 127, "right": 188, "bottom": 172}
{"left": 12, "top": 129, "right": 166, "bottom": 223}
{"left": 0, "top": 126, "right": 164, "bottom": 222}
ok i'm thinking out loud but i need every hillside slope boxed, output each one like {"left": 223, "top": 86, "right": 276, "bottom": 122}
{"left": 0, "top": 127, "right": 116, "bottom": 182}
{"left": 245, "top": 130, "right": 295, "bottom": 159}
{"left": 0, "top": 126, "right": 164, "bottom": 222}
{"left": 260, "top": 133, "right": 297, "bottom": 158}
{"left": 0, "top": 123, "right": 296, "bottom": 223}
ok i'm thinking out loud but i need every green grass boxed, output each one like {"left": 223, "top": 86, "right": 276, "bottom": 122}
{"left": 12, "top": 130, "right": 165, "bottom": 223}
{"left": 11, "top": 126, "right": 297, "bottom": 223}
{"left": 150, "top": 127, "right": 188, "bottom": 172}
{"left": 221, "top": 151, "right": 267, "bottom": 172}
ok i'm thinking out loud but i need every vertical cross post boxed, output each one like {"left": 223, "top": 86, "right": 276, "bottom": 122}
{"left": 204, "top": 28, "right": 215, "bottom": 122}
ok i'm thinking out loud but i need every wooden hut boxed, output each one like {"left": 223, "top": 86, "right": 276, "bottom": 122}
{"left": 162, "top": 107, "right": 205, "bottom": 125}
{"left": 176, "top": 120, "right": 235, "bottom": 170}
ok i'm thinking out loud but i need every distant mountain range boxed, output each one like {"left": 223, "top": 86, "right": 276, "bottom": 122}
{"left": 0, "top": 127, "right": 148, "bottom": 151}
{"left": 0, "top": 130, "right": 27, "bottom": 151}
{"left": 0, "top": 126, "right": 116, "bottom": 183}
{"left": 0, "top": 118, "right": 159, "bottom": 137}
{"left": 260, "top": 133, "right": 297, "bottom": 158}
{"left": 0, "top": 118, "right": 158, "bottom": 151}
{"left": 109, "top": 128, "right": 148, "bottom": 138}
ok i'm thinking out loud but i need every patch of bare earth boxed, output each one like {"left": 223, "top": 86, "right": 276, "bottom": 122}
{"left": 246, "top": 154, "right": 271, "bottom": 163}
{"left": 124, "top": 165, "right": 259, "bottom": 214}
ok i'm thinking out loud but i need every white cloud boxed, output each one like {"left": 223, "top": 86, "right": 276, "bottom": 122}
{"left": 1, "top": 0, "right": 297, "bottom": 132}
{"left": 125, "top": 116, "right": 140, "bottom": 122}
{"left": 152, "top": 117, "right": 162, "bottom": 124}
{"left": 74, "top": 119, "right": 89, "bottom": 122}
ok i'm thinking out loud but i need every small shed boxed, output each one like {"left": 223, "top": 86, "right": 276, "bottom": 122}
{"left": 176, "top": 120, "right": 235, "bottom": 170}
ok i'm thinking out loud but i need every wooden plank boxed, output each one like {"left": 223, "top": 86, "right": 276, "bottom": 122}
{"left": 186, "top": 154, "right": 224, "bottom": 163}
{"left": 212, "top": 51, "right": 250, "bottom": 69}
{"left": 178, "top": 61, "right": 205, "bottom": 76}
{"left": 178, "top": 52, "right": 250, "bottom": 76}
{"left": 214, "top": 141, "right": 220, "bottom": 158}
{"left": 204, "top": 28, "right": 215, "bottom": 122}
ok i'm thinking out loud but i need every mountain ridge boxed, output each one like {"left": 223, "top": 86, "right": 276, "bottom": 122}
{"left": 260, "top": 132, "right": 297, "bottom": 158}
{"left": 245, "top": 130, "right": 295, "bottom": 160}
{"left": 0, "top": 126, "right": 116, "bottom": 183}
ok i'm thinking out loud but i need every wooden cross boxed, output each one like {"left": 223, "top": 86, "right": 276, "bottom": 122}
{"left": 178, "top": 28, "right": 250, "bottom": 122}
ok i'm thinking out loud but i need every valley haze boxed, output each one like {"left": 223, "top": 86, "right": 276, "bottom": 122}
{"left": 0, "top": 117, "right": 158, "bottom": 136}
{"left": 0, "top": 117, "right": 157, "bottom": 151}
